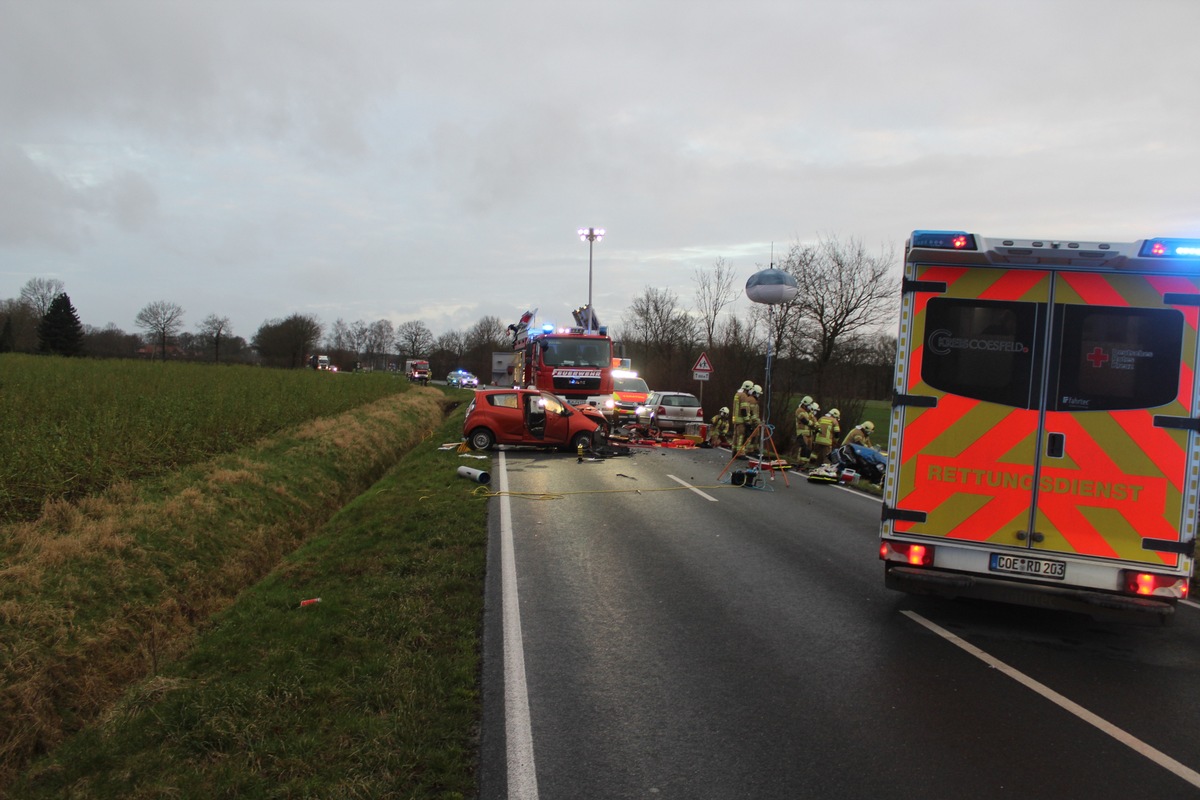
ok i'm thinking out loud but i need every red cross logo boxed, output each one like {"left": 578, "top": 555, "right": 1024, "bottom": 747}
{"left": 1086, "top": 347, "right": 1109, "bottom": 368}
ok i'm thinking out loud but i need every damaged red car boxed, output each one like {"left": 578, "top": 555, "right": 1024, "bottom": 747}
{"left": 463, "top": 388, "right": 609, "bottom": 452}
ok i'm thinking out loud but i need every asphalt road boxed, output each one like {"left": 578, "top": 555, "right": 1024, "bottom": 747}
{"left": 477, "top": 444, "right": 1200, "bottom": 799}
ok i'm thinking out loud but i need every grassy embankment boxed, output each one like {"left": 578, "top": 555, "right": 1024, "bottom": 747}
{"left": 1, "top": 356, "right": 489, "bottom": 798}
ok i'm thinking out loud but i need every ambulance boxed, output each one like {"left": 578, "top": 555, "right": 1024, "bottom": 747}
{"left": 880, "top": 231, "right": 1198, "bottom": 624}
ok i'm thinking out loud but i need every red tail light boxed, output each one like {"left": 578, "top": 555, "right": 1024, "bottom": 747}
{"left": 880, "top": 540, "right": 933, "bottom": 566}
{"left": 1124, "top": 571, "right": 1189, "bottom": 598}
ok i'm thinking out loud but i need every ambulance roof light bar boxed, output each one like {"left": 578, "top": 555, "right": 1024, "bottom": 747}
{"left": 1139, "top": 238, "right": 1200, "bottom": 259}
{"left": 910, "top": 231, "right": 978, "bottom": 251}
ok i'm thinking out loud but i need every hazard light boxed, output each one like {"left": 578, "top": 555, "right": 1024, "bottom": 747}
{"left": 1138, "top": 238, "right": 1200, "bottom": 259}
{"left": 911, "top": 231, "right": 978, "bottom": 251}
{"left": 1122, "top": 570, "right": 1189, "bottom": 598}
{"left": 879, "top": 540, "right": 934, "bottom": 566}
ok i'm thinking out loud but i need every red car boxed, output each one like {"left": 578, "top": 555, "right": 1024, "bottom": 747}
{"left": 464, "top": 388, "right": 609, "bottom": 452}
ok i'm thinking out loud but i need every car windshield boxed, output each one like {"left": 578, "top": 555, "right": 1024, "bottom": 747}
{"left": 541, "top": 339, "right": 610, "bottom": 367}
{"left": 615, "top": 376, "right": 649, "bottom": 393}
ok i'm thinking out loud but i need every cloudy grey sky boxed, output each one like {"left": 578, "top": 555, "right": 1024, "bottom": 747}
{"left": 2, "top": 0, "right": 1198, "bottom": 341}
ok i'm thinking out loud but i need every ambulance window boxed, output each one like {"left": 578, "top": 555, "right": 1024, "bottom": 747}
{"left": 921, "top": 298, "right": 1040, "bottom": 408}
{"left": 1053, "top": 306, "right": 1182, "bottom": 411}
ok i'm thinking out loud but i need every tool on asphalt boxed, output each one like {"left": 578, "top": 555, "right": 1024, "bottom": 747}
{"left": 457, "top": 466, "right": 491, "bottom": 484}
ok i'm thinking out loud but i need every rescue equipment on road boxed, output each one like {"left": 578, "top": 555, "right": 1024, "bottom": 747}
{"left": 880, "top": 231, "right": 1199, "bottom": 624}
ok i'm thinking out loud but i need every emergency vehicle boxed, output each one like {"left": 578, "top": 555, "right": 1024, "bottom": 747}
{"left": 880, "top": 231, "right": 1198, "bottom": 624}
{"left": 611, "top": 367, "right": 651, "bottom": 423}
{"left": 509, "top": 311, "right": 616, "bottom": 414}
{"left": 405, "top": 359, "right": 431, "bottom": 384}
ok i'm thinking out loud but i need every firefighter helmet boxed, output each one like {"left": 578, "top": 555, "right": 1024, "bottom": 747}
{"left": 861, "top": 420, "right": 875, "bottom": 433}
{"left": 830, "top": 408, "right": 841, "bottom": 418}
{"left": 720, "top": 406, "right": 730, "bottom": 415}
{"left": 752, "top": 384, "right": 763, "bottom": 396}
{"left": 811, "top": 402, "right": 820, "bottom": 412}
{"left": 741, "top": 380, "right": 754, "bottom": 391}
{"left": 801, "top": 395, "right": 813, "bottom": 406}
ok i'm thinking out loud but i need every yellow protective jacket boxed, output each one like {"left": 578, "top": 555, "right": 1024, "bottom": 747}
{"left": 741, "top": 395, "right": 760, "bottom": 424}
{"left": 732, "top": 391, "right": 746, "bottom": 422}
{"left": 815, "top": 414, "right": 840, "bottom": 446}
{"left": 842, "top": 427, "right": 872, "bottom": 448}
{"left": 795, "top": 406, "right": 816, "bottom": 436}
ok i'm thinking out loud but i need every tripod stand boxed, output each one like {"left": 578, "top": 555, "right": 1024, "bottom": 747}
{"left": 718, "top": 421, "right": 790, "bottom": 488}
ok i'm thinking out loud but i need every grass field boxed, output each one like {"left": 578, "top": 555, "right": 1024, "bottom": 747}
{"left": 0, "top": 354, "right": 412, "bottom": 524}
{"left": 0, "top": 357, "right": 485, "bottom": 798}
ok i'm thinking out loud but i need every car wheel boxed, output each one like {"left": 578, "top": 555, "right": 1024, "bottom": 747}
{"left": 570, "top": 431, "right": 593, "bottom": 453}
{"left": 469, "top": 428, "right": 495, "bottom": 451}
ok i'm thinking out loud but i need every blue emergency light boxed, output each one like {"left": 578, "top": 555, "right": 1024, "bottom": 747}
{"left": 1139, "top": 238, "right": 1200, "bottom": 259}
{"left": 911, "top": 230, "right": 977, "bottom": 250}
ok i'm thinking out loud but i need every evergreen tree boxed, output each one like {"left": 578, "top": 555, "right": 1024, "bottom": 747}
{"left": 0, "top": 316, "right": 13, "bottom": 353}
{"left": 37, "top": 293, "right": 85, "bottom": 357}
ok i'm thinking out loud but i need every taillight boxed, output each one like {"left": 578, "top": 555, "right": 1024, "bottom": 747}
{"left": 657, "top": 406, "right": 667, "bottom": 415}
{"left": 1123, "top": 571, "right": 1189, "bottom": 598}
{"left": 880, "top": 540, "right": 933, "bottom": 566}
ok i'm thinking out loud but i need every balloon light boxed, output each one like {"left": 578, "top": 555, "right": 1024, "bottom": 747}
{"left": 745, "top": 268, "right": 799, "bottom": 305}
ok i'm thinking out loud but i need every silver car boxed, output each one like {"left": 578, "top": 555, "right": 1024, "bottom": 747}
{"left": 634, "top": 391, "right": 704, "bottom": 432}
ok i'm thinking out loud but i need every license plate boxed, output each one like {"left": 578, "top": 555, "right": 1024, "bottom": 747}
{"left": 989, "top": 553, "right": 1066, "bottom": 580}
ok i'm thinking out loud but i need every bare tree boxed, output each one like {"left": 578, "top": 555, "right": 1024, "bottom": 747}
{"left": 693, "top": 256, "right": 737, "bottom": 349}
{"left": 349, "top": 320, "right": 370, "bottom": 360}
{"left": 198, "top": 314, "right": 232, "bottom": 363}
{"left": 328, "top": 318, "right": 352, "bottom": 351}
{"left": 20, "top": 277, "right": 65, "bottom": 318}
{"left": 135, "top": 300, "right": 186, "bottom": 361}
{"left": 365, "top": 319, "right": 395, "bottom": 370}
{"left": 396, "top": 319, "right": 435, "bottom": 358}
{"left": 782, "top": 235, "right": 898, "bottom": 397}
{"left": 621, "top": 286, "right": 700, "bottom": 387}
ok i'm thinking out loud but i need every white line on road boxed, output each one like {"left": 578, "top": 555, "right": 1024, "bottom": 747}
{"left": 667, "top": 474, "right": 720, "bottom": 501}
{"left": 833, "top": 483, "right": 883, "bottom": 502}
{"left": 1181, "top": 598, "right": 1199, "bottom": 611}
{"left": 499, "top": 451, "right": 539, "bottom": 799}
{"left": 903, "top": 610, "right": 1200, "bottom": 790}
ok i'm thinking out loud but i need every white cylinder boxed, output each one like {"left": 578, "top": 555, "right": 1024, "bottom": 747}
{"left": 457, "top": 465, "right": 491, "bottom": 484}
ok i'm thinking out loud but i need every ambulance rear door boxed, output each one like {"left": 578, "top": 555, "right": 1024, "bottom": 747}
{"left": 885, "top": 233, "right": 1200, "bottom": 588}
{"left": 1034, "top": 269, "right": 1199, "bottom": 572}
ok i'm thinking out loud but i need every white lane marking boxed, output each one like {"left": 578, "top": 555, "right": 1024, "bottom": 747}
{"left": 903, "top": 610, "right": 1200, "bottom": 790}
{"left": 500, "top": 451, "right": 539, "bottom": 799}
{"left": 1181, "top": 598, "right": 1199, "bottom": 611}
{"left": 833, "top": 483, "right": 883, "bottom": 502}
{"left": 667, "top": 474, "right": 720, "bottom": 501}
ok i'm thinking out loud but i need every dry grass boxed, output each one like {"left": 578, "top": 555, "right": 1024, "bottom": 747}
{"left": 0, "top": 388, "right": 448, "bottom": 795}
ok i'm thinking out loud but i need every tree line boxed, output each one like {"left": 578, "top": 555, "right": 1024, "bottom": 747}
{"left": 1, "top": 235, "right": 900, "bottom": 445}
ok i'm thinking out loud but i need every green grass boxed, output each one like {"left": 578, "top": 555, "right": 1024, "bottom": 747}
{"left": 0, "top": 382, "right": 455, "bottom": 798}
{"left": 11, "top": 408, "right": 487, "bottom": 799}
{"left": 0, "top": 354, "right": 411, "bottom": 523}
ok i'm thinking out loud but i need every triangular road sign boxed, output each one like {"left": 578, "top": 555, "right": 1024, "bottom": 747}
{"left": 692, "top": 352, "right": 713, "bottom": 373}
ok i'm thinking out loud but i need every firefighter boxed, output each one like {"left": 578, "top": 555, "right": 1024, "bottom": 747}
{"left": 740, "top": 384, "right": 763, "bottom": 457}
{"left": 709, "top": 406, "right": 732, "bottom": 447}
{"left": 811, "top": 407, "right": 841, "bottom": 468}
{"left": 842, "top": 420, "right": 875, "bottom": 449}
{"left": 731, "top": 380, "right": 754, "bottom": 452}
{"left": 793, "top": 395, "right": 816, "bottom": 465}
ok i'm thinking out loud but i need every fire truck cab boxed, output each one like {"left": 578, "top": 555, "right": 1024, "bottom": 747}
{"left": 512, "top": 322, "right": 615, "bottom": 416}
{"left": 881, "top": 231, "right": 1198, "bottom": 624}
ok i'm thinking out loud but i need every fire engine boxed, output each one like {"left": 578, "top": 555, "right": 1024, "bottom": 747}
{"left": 881, "top": 231, "right": 1199, "bottom": 624}
{"left": 508, "top": 309, "right": 615, "bottom": 414}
